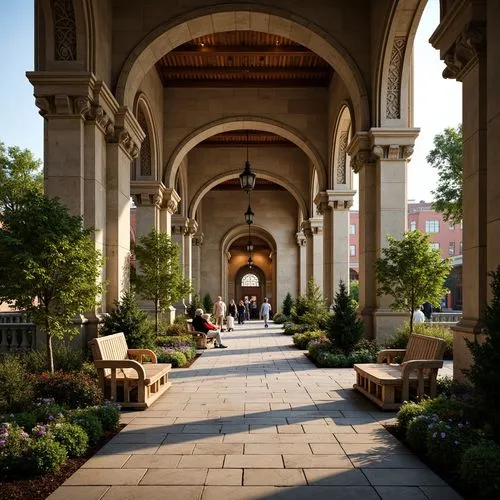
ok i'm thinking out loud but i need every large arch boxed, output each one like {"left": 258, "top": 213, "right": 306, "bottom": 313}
{"left": 189, "top": 170, "right": 309, "bottom": 223}
{"left": 330, "top": 104, "right": 353, "bottom": 190}
{"left": 164, "top": 116, "right": 327, "bottom": 192}
{"left": 114, "top": 6, "right": 370, "bottom": 132}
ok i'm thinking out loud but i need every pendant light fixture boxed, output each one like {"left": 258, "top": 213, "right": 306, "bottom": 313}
{"left": 239, "top": 131, "right": 256, "bottom": 192}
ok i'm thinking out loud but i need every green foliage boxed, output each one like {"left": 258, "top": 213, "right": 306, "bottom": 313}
{"left": 159, "top": 324, "right": 186, "bottom": 337}
{"left": 67, "top": 409, "right": 104, "bottom": 446}
{"left": 460, "top": 442, "right": 500, "bottom": 499}
{"left": 436, "top": 376, "right": 471, "bottom": 398}
{"left": 307, "top": 337, "right": 333, "bottom": 359}
{"left": 101, "top": 291, "right": 153, "bottom": 349}
{"left": 174, "top": 314, "right": 188, "bottom": 328}
{"left": 406, "top": 414, "right": 433, "bottom": 454}
{"left": 156, "top": 349, "right": 187, "bottom": 367}
{"left": 290, "top": 278, "right": 328, "bottom": 328}
{"left": 292, "top": 331, "right": 326, "bottom": 350}
{"left": 349, "top": 280, "right": 359, "bottom": 303}
{"left": 27, "top": 435, "right": 67, "bottom": 474}
{"left": 282, "top": 322, "right": 314, "bottom": 336}
{"left": 156, "top": 335, "right": 196, "bottom": 361}
{"left": 282, "top": 292, "right": 293, "bottom": 316}
{"left": 464, "top": 266, "right": 500, "bottom": 439}
{"left": 0, "top": 422, "right": 30, "bottom": 475}
{"left": 187, "top": 294, "right": 204, "bottom": 319}
{"left": 0, "top": 355, "right": 32, "bottom": 412}
{"left": 427, "top": 124, "right": 463, "bottom": 225}
{"left": 374, "top": 230, "right": 452, "bottom": 333}
{"left": 397, "top": 401, "right": 426, "bottom": 433}
{"left": 51, "top": 422, "right": 88, "bottom": 457}
{"left": 31, "top": 371, "right": 103, "bottom": 409}
{"left": 0, "top": 192, "right": 104, "bottom": 373}
{"left": 90, "top": 402, "right": 121, "bottom": 432}
{"left": 385, "top": 322, "right": 454, "bottom": 359}
{"left": 426, "top": 420, "right": 480, "bottom": 470}
{"left": 272, "top": 313, "right": 288, "bottom": 324}
{"left": 132, "top": 229, "right": 192, "bottom": 334}
{"left": 22, "top": 343, "right": 87, "bottom": 373}
{"left": 326, "top": 280, "right": 364, "bottom": 355}
{"left": 13, "top": 412, "right": 37, "bottom": 431}
{"left": 202, "top": 294, "right": 214, "bottom": 315}
{"left": 0, "top": 142, "right": 43, "bottom": 212}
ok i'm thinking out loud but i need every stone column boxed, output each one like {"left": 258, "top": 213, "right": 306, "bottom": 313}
{"left": 348, "top": 128, "right": 418, "bottom": 342}
{"left": 185, "top": 219, "right": 198, "bottom": 302}
{"left": 296, "top": 231, "right": 307, "bottom": 295}
{"left": 300, "top": 221, "right": 314, "bottom": 287}
{"left": 309, "top": 217, "right": 324, "bottom": 291}
{"left": 192, "top": 232, "right": 204, "bottom": 294}
{"left": 159, "top": 188, "right": 181, "bottom": 237}
{"left": 171, "top": 215, "right": 189, "bottom": 315}
{"left": 131, "top": 181, "right": 169, "bottom": 238}
{"left": 430, "top": 1, "right": 487, "bottom": 378}
{"left": 105, "top": 108, "right": 143, "bottom": 310}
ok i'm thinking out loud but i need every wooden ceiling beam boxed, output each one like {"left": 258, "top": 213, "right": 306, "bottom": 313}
{"left": 159, "top": 67, "right": 329, "bottom": 76}
{"left": 170, "top": 46, "right": 313, "bottom": 56}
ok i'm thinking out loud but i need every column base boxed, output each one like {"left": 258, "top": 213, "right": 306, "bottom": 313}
{"left": 451, "top": 318, "right": 487, "bottom": 381}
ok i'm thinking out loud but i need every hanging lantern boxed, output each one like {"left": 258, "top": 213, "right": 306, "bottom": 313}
{"left": 244, "top": 204, "right": 254, "bottom": 225}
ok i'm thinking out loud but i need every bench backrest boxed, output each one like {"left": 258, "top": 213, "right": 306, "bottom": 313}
{"left": 403, "top": 334, "right": 446, "bottom": 363}
{"left": 90, "top": 332, "right": 129, "bottom": 362}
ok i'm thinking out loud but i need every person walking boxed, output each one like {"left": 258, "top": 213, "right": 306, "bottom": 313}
{"left": 237, "top": 300, "right": 246, "bottom": 325}
{"left": 227, "top": 299, "right": 236, "bottom": 331}
{"left": 213, "top": 296, "right": 226, "bottom": 330}
{"left": 260, "top": 297, "right": 272, "bottom": 328}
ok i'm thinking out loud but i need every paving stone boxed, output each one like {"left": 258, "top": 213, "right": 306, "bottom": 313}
{"left": 46, "top": 486, "right": 110, "bottom": 500}
{"left": 310, "top": 443, "right": 345, "bottom": 454}
{"left": 224, "top": 454, "right": 284, "bottom": 468}
{"left": 375, "top": 486, "right": 429, "bottom": 499}
{"left": 178, "top": 454, "right": 225, "bottom": 468}
{"left": 342, "top": 442, "right": 410, "bottom": 454}
{"left": 63, "top": 468, "right": 147, "bottom": 486}
{"left": 350, "top": 454, "right": 426, "bottom": 468}
{"left": 419, "top": 486, "right": 464, "bottom": 499}
{"left": 194, "top": 443, "right": 244, "bottom": 454}
{"left": 206, "top": 468, "right": 243, "bottom": 485}
{"left": 140, "top": 467, "right": 208, "bottom": 485}
{"left": 284, "top": 454, "right": 353, "bottom": 468}
{"left": 82, "top": 455, "right": 131, "bottom": 468}
{"left": 156, "top": 443, "right": 195, "bottom": 454}
{"left": 244, "top": 443, "right": 312, "bottom": 454}
{"left": 363, "top": 468, "right": 446, "bottom": 486}
{"left": 95, "top": 444, "right": 160, "bottom": 455}
{"left": 304, "top": 468, "right": 370, "bottom": 485}
{"left": 243, "top": 468, "right": 306, "bottom": 486}
{"left": 102, "top": 485, "right": 203, "bottom": 499}
{"left": 123, "top": 455, "right": 182, "bottom": 468}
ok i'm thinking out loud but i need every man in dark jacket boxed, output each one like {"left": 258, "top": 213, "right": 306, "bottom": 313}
{"left": 192, "top": 309, "right": 227, "bottom": 348}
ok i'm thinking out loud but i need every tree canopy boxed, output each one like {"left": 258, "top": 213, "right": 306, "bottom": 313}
{"left": 0, "top": 142, "right": 43, "bottom": 211}
{"left": 0, "top": 192, "right": 103, "bottom": 372}
{"left": 374, "top": 230, "right": 452, "bottom": 333}
{"left": 426, "top": 124, "right": 463, "bottom": 225}
{"left": 132, "top": 229, "right": 192, "bottom": 333}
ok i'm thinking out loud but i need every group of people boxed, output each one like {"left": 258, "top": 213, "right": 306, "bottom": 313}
{"left": 413, "top": 300, "right": 446, "bottom": 323}
{"left": 191, "top": 295, "right": 273, "bottom": 349}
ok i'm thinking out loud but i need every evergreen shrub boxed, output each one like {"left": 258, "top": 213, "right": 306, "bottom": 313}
{"left": 27, "top": 435, "right": 67, "bottom": 474}
{"left": 460, "top": 442, "right": 500, "bottom": 498}
{"left": 272, "top": 313, "right": 287, "bottom": 324}
{"left": 51, "top": 422, "right": 88, "bottom": 457}
{"left": 66, "top": 409, "right": 103, "bottom": 446}
{"left": 156, "top": 349, "right": 187, "bottom": 367}
{"left": 187, "top": 294, "right": 203, "bottom": 319}
{"left": 406, "top": 414, "right": 434, "bottom": 454}
{"left": 202, "top": 294, "right": 214, "bottom": 315}
{"left": 282, "top": 293, "right": 293, "bottom": 317}
{"left": 0, "top": 355, "right": 32, "bottom": 412}
{"left": 292, "top": 331, "right": 325, "bottom": 350}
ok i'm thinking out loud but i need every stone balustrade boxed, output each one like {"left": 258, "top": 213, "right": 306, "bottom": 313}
{"left": 0, "top": 312, "right": 37, "bottom": 352}
{"left": 429, "top": 312, "right": 462, "bottom": 324}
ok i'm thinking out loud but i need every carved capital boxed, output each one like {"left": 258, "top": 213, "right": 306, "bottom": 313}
{"left": 301, "top": 221, "right": 313, "bottom": 239}
{"left": 107, "top": 127, "right": 140, "bottom": 160}
{"left": 296, "top": 231, "right": 307, "bottom": 247}
{"left": 171, "top": 215, "right": 189, "bottom": 236}
{"left": 34, "top": 97, "right": 50, "bottom": 117}
{"left": 351, "top": 149, "right": 375, "bottom": 173}
{"left": 372, "top": 144, "right": 415, "bottom": 161}
{"left": 187, "top": 219, "right": 199, "bottom": 236}
{"left": 193, "top": 233, "right": 204, "bottom": 247}
{"left": 314, "top": 192, "right": 329, "bottom": 215}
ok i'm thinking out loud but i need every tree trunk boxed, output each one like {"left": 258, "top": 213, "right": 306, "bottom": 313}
{"left": 409, "top": 311, "right": 414, "bottom": 335}
{"left": 46, "top": 318, "right": 54, "bottom": 373}
{"left": 155, "top": 299, "right": 159, "bottom": 335}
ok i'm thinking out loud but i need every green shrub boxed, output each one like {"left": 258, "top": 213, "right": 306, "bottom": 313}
{"left": 419, "top": 395, "right": 467, "bottom": 422}
{"left": 316, "top": 351, "right": 350, "bottom": 368}
{"left": 202, "top": 294, "right": 214, "bottom": 315}
{"left": 283, "top": 323, "right": 314, "bottom": 336}
{"left": 292, "top": 331, "right": 325, "bottom": 350}
{"left": 31, "top": 371, "right": 103, "bottom": 409}
{"left": 348, "top": 348, "right": 377, "bottom": 364}
{"left": 100, "top": 291, "right": 153, "bottom": 349}
{"left": 187, "top": 294, "right": 203, "bottom": 319}
{"left": 158, "top": 324, "right": 186, "bottom": 337}
{"left": 51, "top": 422, "right": 88, "bottom": 457}
{"left": 307, "top": 337, "right": 333, "bottom": 360}
{"left": 27, "top": 435, "right": 67, "bottom": 474}
{"left": 156, "top": 335, "right": 196, "bottom": 361}
{"left": 397, "top": 401, "right": 426, "bottom": 433}
{"left": 290, "top": 278, "right": 329, "bottom": 328}
{"left": 174, "top": 314, "right": 188, "bottom": 328}
{"left": 407, "top": 414, "right": 434, "bottom": 454}
{"left": 0, "top": 354, "right": 32, "bottom": 412}
{"left": 156, "top": 349, "right": 187, "bottom": 367}
{"left": 426, "top": 420, "right": 481, "bottom": 470}
{"left": 460, "top": 441, "right": 500, "bottom": 499}
{"left": 67, "top": 409, "right": 104, "bottom": 446}
{"left": 91, "top": 402, "right": 121, "bottom": 432}
{"left": 282, "top": 292, "right": 293, "bottom": 317}
{"left": 272, "top": 313, "right": 288, "bottom": 324}
{"left": 350, "top": 280, "right": 359, "bottom": 303}
{"left": 23, "top": 343, "right": 87, "bottom": 373}
{"left": 326, "top": 280, "right": 364, "bottom": 355}
{"left": 13, "top": 412, "right": 37, "bottom": 430}
{"left": 436, "top": 376, "right": 472, "bottom": 397}
{"left": 80, "top": 361, "right": 98, "bottom": 380}
{"left": 0, "top": 422, "right": 30, "bottom": 475}
{"left": 385, "top": 322, "right": 454, "bottom": 359}
{"left": 31, "top": 399, "right": 66, "bottom": 423}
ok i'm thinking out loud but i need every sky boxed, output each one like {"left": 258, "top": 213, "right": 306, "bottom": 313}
{"left": 0, "top": 0, "right": 461, "bottom": 205}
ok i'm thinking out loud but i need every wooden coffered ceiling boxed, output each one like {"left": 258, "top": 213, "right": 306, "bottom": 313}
{"left": 156, "top": 31, "right": 332, "bottom": 87}
{"left": 198, "top": 130, "right": 293, "bottom": 147}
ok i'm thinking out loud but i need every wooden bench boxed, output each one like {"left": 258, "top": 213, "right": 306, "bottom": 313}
{"left": 187, "top": 320, "right": 214, "bottom": 349}
{"left": 89, "top": 332, "right": 171, "bottom": 410}
{"left": 353, "top": 334, "right": 446, "bottom": 410}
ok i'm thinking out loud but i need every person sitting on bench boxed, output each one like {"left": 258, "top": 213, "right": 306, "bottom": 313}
{"left": 192, "top": 308, "right": 228, "bottom": 348}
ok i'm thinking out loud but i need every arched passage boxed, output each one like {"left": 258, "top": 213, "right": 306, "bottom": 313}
{"left": 331, "top": 104, "right": 353, "bottom": 190}
{"left": 164, "top": 116, "right": 328, "bottom": 193}
{"left": 115, "top": 6, "right": 370, "bottom": 132}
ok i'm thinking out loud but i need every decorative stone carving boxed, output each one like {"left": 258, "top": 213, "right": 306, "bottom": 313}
{"left": 372, "top": 144, "right": 415, "bottom": 161}
{"left": 350, "top": 149, "right": 375, "bottom": 173}
{"left": 137, "top": 108, "right": 152, "bottom": 177}
{"left": 34, "top": 97, "right": 50, "bottom": 117}
{"left": 386, "top": 37, "right": 407, "bottom": 119}
{"left": 53, "top": 0, "right": 77, "bottom": 61}
{"left": 193, "top": 233, "right": 204, "bottom": 247}
{"left": 296, "top": 231, "right": 307, "bottom": 247}
{"left": 443, "top": 22, "right": 485, "bottom": 80}
{"left": 330, "top": 199, "right": 353, "bottom": 210}
{"left": 336, "top": 132, "right": 348, "bottom": 184}
{"left": 187, "top": 219, "right": 199, "bottom": 236}
{"left": 107, "top": 128, "right": 140, "bottom": 160}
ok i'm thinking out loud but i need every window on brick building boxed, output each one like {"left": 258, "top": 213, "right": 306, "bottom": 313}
{"left": 350, "top": 223, "right": 356, "bottom": 235}
{"left": 449, "top": 223, "right": 455, "bottom": 230}
{"left": 241, "top": 274, "right": 259, "bottom": 287}
{"left": 459, "top": 241, "right": 463, "bottom": 254}
{"left": 425, "top": 220, "right": 440, "bottom": 233}
{"left": 349, "top": 245, "right": 356, "bottom": 256}
{"left": 430, "top": 242, "right": 440, "bottom": 251}
{"left": 410, "top": 221, "right": 416, "bottom": 231}
{"left": 449, "top": 242, "right": 455, "bottom": 256}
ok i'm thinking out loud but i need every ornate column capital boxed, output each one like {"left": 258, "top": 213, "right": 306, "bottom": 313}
{"left": 162, "top": 188, "right": 181, "bottom": 215}
{"left": 131, "top": 181, "right": 168, "bottom": 208}
{"left": 296, "top": 231, "right": 307, "bottom": 247}
{"left": 314, "top": 192, "right": 329, "bottom": 215}
{"left": 187, "top": 219, "right": 199, "bottom": 236}
{"left": 326, "top": 189, "right": 356, "bottom": 210}
{"left": 193, "top": 232, "right": 204, "bottom": 247}
{"left": 107, "top": 107, "right": 144, "bottom": 160}
{"left": 346, "top": 132, "right": 376, "bottom": 173}
{"left": 300, "top": 221, "right": 313, "bottom": 239}
{"left": 309, "top": 217, "right": 323, "bottom": 235}
{"left": 171, "top": 215, "right": 189, "bottom": 236}
{"left": 370, "top": 128, "right": 419, "bottom": 162}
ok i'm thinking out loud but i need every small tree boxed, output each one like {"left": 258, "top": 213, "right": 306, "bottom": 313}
{"left": 375, "top": 230, "right": 452, "bottom": 334}
{"left": 100, "top": 291, "right": 152, "bottom": 348}
{"left": 282, "top": 292, "right": 293, "bottom": 317}
{"left": 464, "top": 266, "right": 500, "bottom": 439}
{"left": 349, "top": 280, "right": 360, "bottom": 303}
{"left": 0, "top": 193, "right": 103, "bottom": 372}
{"left": 132, "top": 229, "right": 192, "bottom": 334}
{"left": 186, "top": 293, "right": 203, "bottom": 319}
{"left": 326, "top": 280, "right": 364, "bottom": 355}
{"left": 202, "top": 294, "right": 214, "bottom": 315}
{"left": 291, "top": 278, "right": 328, "bottom": 327}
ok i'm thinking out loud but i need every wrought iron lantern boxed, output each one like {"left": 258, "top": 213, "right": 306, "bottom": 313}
{"left": 239, "top": 131, "right": 256, "bottom": 192}
{"left": 244, "top": 204, "right": 254, "bottom": 225}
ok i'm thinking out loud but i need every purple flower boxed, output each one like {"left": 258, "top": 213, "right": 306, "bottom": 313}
{"left": 440, "top": 432, "right": 446, "bottom": 438}
{"left": 0, "top": 440, "right": 5, "bottom": 446}
{"left": 48, "top": 415, "right": 54, "bottom": 421}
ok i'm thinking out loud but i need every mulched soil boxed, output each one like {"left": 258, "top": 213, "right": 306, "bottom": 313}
{"left": 0, "top": 425, "right": 125, "bottom": 500}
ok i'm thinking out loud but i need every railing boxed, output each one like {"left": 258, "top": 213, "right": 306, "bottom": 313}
{"left": 0, "top": 312, "right": 37, "bottom": 352}
{"left": 430, "top": 312, "right": 462, "bottom": 324}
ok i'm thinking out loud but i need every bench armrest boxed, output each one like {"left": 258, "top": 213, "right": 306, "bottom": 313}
{"left": 94, "top": 359, "right": 146, "bottom": 380}
{"left": 128, "top": 349, "right": 158, "bottom": 364}
{"left": 377, "top": 349, "right": 407, "bottom": 364}
{"left": 400, "top": 359, "right": 443, "bottom": 402}
{"left": 401, "top": 359, "right": 443, "bottom": 375}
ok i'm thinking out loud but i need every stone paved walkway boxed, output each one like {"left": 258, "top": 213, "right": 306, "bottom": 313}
{"left": 48, "top": 322, "right": 460, "bottom": 500}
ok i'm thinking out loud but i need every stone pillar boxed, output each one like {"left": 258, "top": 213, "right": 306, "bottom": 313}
{"left": 296, "top": 231, "right": 307, "bottom": 295}
{"left": 430, "top": 1, "right": 487, "bottom": 378}
{"left": 131, "top": 181, "right": 168, "bottom": 238}
{"left": 185, "top": 219, "right": 198, "bottom": 302}
{"left": 192, "top": 232, "right": 204, "bottom": 294}
{"left": 309, "top": 217, "right": 324, "bottom": 291}
{"left": 300, "top": 221, "right": 314, "bottom": 286}
{"left": 105, "top": 108, "right": 143, "bottom": 310}
{"left": 159, "top": 188, "right": 180, "bottom": 237}
{"left": 348, "top": 128, "right": 418, "bottom": 342}
{"left": 171, "top": 215, "right": 189, "bottom": 315}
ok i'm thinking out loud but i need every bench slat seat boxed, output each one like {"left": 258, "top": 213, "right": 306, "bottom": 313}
{"left": 353, "top": 334, "right": 445, "bottom": 410}
{"left": 90, "top": 332, "right": 172, "bottom": 410}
